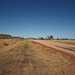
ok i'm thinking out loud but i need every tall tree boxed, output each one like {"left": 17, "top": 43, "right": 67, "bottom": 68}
{"left": 47, "top": 35, "right": 54, "bottom": 40}
{"left": 50, "top": 35, "right": 54, "bottom": 40}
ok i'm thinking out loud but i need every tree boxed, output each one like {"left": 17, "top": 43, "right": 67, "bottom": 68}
{"left": 39, "top": 37, "right": 44, "bottom": 40}
{"left": 20, "top": 37, "right": 24, "bottom": 39}
{"left": 47, "top": 35, "right": 54, "bottom": 40}
{"left": 57, "top": 38, "right": 59, "bottom": 40}
{"left": 50, "top": 35, "right": 54, "bottom": 40}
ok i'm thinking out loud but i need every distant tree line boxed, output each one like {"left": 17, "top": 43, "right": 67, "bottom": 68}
{"left": 56, "top": 38, "right": 69, "bottom": 40}
{"left": 38, "top": 35, "right": 72, "bottom": 40}
{"left": 38, "top": 35, "right": 54, "bottom": 40}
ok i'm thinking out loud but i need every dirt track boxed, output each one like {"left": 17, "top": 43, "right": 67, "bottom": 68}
{"left": 33, "top": 40, "right": 75, "bottom": 56}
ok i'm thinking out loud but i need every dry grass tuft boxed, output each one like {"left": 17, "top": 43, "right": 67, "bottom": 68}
{"left": 3, "top": 42, "right": 8, "bottom": 46}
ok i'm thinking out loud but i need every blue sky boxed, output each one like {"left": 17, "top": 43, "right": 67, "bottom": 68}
{"left": 0, "top": 0, "right": 75, "bottom": 39}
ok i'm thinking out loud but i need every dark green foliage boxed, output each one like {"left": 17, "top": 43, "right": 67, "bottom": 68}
{"left": 47, "top": 35, "right": 54, "bottom": 40}
{"left": 20, "top": 37, "right": 24, "bottom": 39}
{"left": 39, "top": 37, "right": 44, "bottom": 40}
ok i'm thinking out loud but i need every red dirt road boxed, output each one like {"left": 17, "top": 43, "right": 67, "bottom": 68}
{"left": 33, "top": 40, "right": 75, "bottom": 56}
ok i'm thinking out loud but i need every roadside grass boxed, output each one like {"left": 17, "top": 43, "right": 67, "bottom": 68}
{"left": 0, "top": 39, "right": 75, "bottom": 75}
{"left": 0, "top": 39, "right": 22, "bottom": 48}
{"left": 47, "top": 40, "right": 75, "bottom": 45}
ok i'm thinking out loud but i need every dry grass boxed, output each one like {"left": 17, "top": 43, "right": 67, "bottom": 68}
{"left": 0, "top": 39, "right": 75, "bottom": 75}
{"left": 47, "top": 40, "right": 75, "bottom": 45}
{"left": 0, "top": 39, "right": 23, "bottom": 48}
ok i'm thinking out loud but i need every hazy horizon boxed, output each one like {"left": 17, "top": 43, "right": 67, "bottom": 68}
{"left": 0, "top": 0, "right": 75, "bottom": 39}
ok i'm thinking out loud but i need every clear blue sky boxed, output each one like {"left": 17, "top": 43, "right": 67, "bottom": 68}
{"left": 0, "top": 0, "right": 75, "bottom": 39}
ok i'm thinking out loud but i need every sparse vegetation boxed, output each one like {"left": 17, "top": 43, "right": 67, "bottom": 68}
{"left": 3, "top": 42, "right": 8, "bottom": 46}
{"left": 10, "top": 48, "right": 14, "bottom": 51}
{"left": 38, "top": 35, "right": 54, "bottom": 40}
{"left": 0, "top": 39, "right": 75, "bottom": 75}
{"left": 38, "top": 37, "right": 45, "bottom": 40}
{"left": 47, "top": 35, "right": 54, "bottom": 40}
{"left": 47, "top": 40, "right": 75, "bottom": 45}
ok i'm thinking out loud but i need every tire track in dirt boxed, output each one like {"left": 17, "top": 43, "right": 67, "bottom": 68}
{"left": 33, "top": 40, "right": 75, "bottom": 56}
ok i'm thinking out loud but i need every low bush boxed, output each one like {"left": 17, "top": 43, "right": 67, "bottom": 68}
{"left": 3, "top": 42, "right": 8, "bottom": 46}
